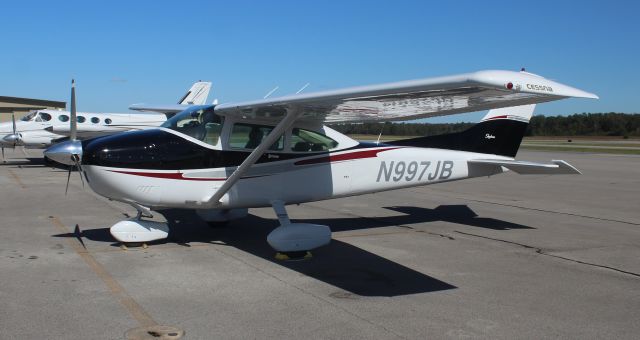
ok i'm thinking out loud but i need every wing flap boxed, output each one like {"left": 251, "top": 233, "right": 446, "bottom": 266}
{"left": 468, "top": 159, "right": 581, "bottom": 175}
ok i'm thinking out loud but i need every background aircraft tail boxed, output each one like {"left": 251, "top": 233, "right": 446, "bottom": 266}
{"left": 388, "top": 104, "right": 535, "bottom": 158}
{"left": 177, "top": 81, "right": 212, "bottom": 105}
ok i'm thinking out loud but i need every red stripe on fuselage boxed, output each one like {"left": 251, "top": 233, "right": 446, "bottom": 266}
{"left": 107, "top": 170, "right": 226, "bottom": 181}
{"left": 294, "top": 147, "right": 398, "bottom": 166}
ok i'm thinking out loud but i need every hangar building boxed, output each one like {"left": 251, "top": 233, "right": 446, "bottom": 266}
{"left": 0, "top": 96, "right": 66, "bottom": 123}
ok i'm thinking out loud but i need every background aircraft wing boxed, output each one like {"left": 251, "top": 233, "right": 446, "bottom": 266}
{"left": 213, "top": 70, "right": 598, "bottom": 124}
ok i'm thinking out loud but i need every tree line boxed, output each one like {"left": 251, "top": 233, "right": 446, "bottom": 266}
{"left": 330, "top": 113, "right": 640, "bottom": 137}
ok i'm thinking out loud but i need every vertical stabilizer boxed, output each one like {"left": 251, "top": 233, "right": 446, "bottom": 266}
{"left": 177, "top": 81, "right": 212, "bottom": 105}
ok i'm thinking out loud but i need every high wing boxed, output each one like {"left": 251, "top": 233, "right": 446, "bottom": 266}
{"left": 213, "top": 70, "right": 597, "bottom": 123}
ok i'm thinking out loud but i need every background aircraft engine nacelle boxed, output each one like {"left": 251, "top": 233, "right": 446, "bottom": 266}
{"left": 267, "top": 224, "right": 331, "bottom": 252}
{"left": 110, "top": 219, "right": 169, "bottom": 243}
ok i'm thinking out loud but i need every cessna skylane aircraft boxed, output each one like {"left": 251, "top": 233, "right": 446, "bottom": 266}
{"left": 46, "top": 69, "right": 597, "bottom": 258}
{"left": 0, "top": 81, "right": 211, "bottom": 156}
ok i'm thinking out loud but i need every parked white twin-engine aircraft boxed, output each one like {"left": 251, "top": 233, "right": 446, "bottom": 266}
{"left": 0, "top": 81, "right": 211, "bottom": 152}
{"left": 46, "top": 70, "right": 597, "bottom": 258}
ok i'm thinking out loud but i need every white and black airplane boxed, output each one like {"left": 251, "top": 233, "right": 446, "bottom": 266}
{"left": 45, "top": 69, "right": 597, "bottom": 258}
{"left": 0, "top": 81, "right": 211, "bottom": 152}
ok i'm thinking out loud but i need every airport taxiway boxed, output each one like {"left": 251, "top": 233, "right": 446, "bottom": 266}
{"left": 0, "top": 150, "right": 638, "bottom": 339}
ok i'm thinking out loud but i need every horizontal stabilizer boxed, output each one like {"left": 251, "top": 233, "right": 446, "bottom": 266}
{"left": 468, "top": 159, "right": 581, "bottom": 174}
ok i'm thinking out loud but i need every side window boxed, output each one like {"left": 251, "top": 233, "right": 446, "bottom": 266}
{"left": 290, "top": 128, "right": 338, "bottom": 152}
{"left": 59, "top": 115, "right": 69, "bottom": 122}
{"left": 229, "top": 123, "right": 284, "bottom": 151}
{"left": 203, "top": 120, "right": 223, "bottom": 146}
{"left": 77, "top": 116, "right": 86, "bottom": 123}
{"left": 39, "top": 112, "right": 52, "bottom": 121}
{"left": 105, "top": 118, "right": 112, "bottom": 125}
{"left": 91, "top": 117, "right": 100, "bottom": 124}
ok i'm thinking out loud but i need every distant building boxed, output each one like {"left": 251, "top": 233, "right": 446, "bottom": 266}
{"left": 0, "top": 96, "right": 66, "bottom": 123}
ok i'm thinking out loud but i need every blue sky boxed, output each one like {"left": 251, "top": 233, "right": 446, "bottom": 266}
{"left": 1, "top": 0, "right": 638, "bottom": 122}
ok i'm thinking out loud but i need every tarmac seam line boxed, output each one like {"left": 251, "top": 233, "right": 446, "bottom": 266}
{"left": 210, "top": 245, "right": 408, "bottom": 339}
{"left": 455, "top": 197, "right": 639, "bottom": 226}
{"left": 48, "top": 216, "right": 158, "bottom": 327}
{"left": 455, "top": 231, "right": 640, "bottom": 278}
{"left": 7, "top": 169, "right": 26, "bottom": 189}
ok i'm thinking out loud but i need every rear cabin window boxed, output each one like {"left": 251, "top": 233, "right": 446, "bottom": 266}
{"left": 290, "top": 128, "right": 338, "bottom": 152}
{"left": 77, "top": 116, "right": 86, "bottom": 123}
{"left": 229, "top": 123, "right": 284, "bottom": 151}
{"left": 39, "top": 112, "right": 52, "bottom": 121}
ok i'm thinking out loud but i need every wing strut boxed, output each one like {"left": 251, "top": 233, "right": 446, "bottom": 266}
{"left": 207, "top": 107, "right": 302, "bottom": 205}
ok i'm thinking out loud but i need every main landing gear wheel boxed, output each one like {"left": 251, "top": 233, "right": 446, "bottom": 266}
{"left": 275, "top": 251, "right": 313, "bottom": 261}
{"left": 267, "top": 201, "right": 331, "bottom": 260}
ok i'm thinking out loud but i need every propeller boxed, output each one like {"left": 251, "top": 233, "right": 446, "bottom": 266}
{"left": 2, "top": 113, "right": 23, "bottom": 162}
{"left": 64, "top": 79, "right": 84, "bottom": 195}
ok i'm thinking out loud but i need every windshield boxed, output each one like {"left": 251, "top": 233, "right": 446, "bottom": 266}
{"left": 161, "top": 106, "right": 223, "bottom": 146}
{"left": 20, "top": 112, "right": 37, "bottom": 121}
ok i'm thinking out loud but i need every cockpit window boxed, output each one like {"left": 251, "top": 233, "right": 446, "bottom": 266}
{"left": 229, "top": 123, "right": 284, "bottom": 151}
{"left": 290, "top": 128, "right": 338, "bottom": 152}
{"left": 21, "top": 112, "right": 37, "bottom": 121}
{"left": 161, "top": 106, "right": 223, "bottom": 146}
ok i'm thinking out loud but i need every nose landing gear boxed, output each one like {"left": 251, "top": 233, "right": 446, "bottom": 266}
{"left": 110, "top": 202, "right": 169, "bottom": 249}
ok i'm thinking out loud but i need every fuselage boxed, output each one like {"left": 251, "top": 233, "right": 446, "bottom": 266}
{"left": 78, "top": 111, "right": 508, "bottom": 210}
{"left": 0, "top": 109, "right": 166, "bottom": 148}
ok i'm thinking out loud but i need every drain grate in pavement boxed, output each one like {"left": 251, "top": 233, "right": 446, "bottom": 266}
{"left": 126, "top": 325, "right": 184, "bottom": 339}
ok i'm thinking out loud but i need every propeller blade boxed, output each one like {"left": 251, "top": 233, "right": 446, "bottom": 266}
{"left": 65, "top": 166, "right": 72, "bottom": 195}
{"left": 70, "top": 79, "right": 77, "bottom": 141}
{"left": 72, "top": 155, "right": 85, "bottom": 188}
{"left": 11, "top": 113, "right": 16, "bottom": 135}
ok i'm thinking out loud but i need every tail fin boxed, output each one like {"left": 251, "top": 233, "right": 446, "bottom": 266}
{"left": 388, "top": 104, "right": 535, "bottom": 158}
{"left": 177, "top": 81, "right": 212, "bottom": 105}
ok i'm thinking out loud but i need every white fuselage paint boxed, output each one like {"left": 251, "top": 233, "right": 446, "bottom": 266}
{"left": 81, "top": 129, "right": 509, "bottom": 210}
{"left": 0, "top": 110, "right": 166, "bottom": 148}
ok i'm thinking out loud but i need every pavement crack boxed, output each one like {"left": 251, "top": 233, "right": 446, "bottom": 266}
{"left": 455, "top": 231, "right": 640, "bottom": 279}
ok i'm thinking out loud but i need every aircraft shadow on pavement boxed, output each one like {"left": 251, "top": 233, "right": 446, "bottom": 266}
{"left": 316, "top": 205, "right": 534, "bottom": 232}
{"left": 160, "top": 208, "right": 457, "bottom": 297}
{"left": 52, "top": 205, "right": 531, "bottom": 296}
{"left": 54, "top": 208, "right": 467, "bottom": 296}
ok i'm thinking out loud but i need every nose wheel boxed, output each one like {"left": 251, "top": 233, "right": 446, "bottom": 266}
{"left": 111, "top": 202, "right": 169, "bottom": 248}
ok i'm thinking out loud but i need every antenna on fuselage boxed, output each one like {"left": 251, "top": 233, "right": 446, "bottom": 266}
{"left": 295, "top": 83, "right": 310, "bottom": 94}
{"left": 376, "top": 130, "right": 383, "bottom": 145}
{"left": 263, "top": 86, "right": 279, "bottom": 99}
